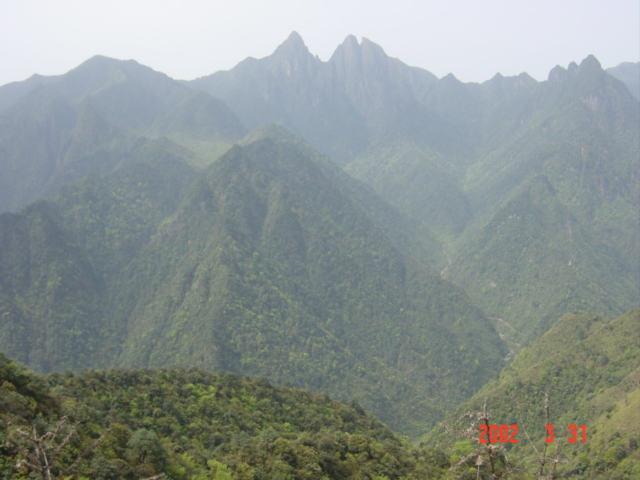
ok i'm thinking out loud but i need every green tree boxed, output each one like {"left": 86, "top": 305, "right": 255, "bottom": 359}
{"left": 126, "top": 429, "right": 167, "bottom": 470}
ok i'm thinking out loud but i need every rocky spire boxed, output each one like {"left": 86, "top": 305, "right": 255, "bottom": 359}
{"left": 272, "top": 31, "right": 311, "bottom": 60}
{"left": 269, "top": 31, "right": 318, "bottom": 76}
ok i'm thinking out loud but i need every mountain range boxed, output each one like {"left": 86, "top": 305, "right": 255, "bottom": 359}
{"left": 0, "top": 32, "right": 638, "bottom": 444}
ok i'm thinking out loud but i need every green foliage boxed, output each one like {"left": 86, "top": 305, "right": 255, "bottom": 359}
{"left": 0, "top": 142, "right": 197, "bottom": 372}
{"left": 0, "top": 201, "right": 105, "bottom": 371}
{"left": 0, "top": 351, "right": 57, "bottom": 422}
{"left": 126, "top": 429, "right": 167, "bottom": 468}
{"left": 448, "top": 175, "right": 635, "bottom": 343}
{"left": 0, "top": 353, "right": 453, "bottom": 479}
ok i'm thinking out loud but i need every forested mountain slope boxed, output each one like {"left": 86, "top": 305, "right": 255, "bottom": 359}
{"left": 0, "top": 139, "right": 199, "bottom": 371}
{"left": 0, "top": 56, "right": 246, "bottom": 212}
{"left": 422, "top": 308, "right": 640, "bottom": 479}
{"left": 0, "top": 200, "right": 105, "bottom": 370}
{"left": 0, "top": 351, "right": 452, "bottom": 480}
{"left": 2, "top": 35, "right": 636, "bottom": 347}
{"left": 447, "top": 174, "right": 636, "bottom": 341}
{"left": 113, "top": 129, "right": 507, "bottom": 436}
{"left": 445, "top": 57, "right": 639, "bottom": 342}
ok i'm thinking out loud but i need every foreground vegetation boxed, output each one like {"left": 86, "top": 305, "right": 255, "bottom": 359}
{"left": 2, "top": 304, "right": 638, "bottom": 479}
{"left": 0, "top": 351, "right": 452, "bottom": 479}
{"left": 423, "top": 308, "right": 640, "bottom": 479}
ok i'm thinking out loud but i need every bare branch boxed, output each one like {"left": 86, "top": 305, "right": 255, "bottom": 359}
{"left": 50, "top": 421, "right": 78, "bottom": 464}
{"left": 61, "top": 428, "right": 110, "bottom": 476}
{"left": 15, "top": 459, "right": 43, "bottom": 473}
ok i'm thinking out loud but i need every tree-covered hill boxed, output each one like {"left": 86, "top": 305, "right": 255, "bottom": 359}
{"left": 422, "top": 308, "right": 640, "bottom": 479}
{"left": 446, "top": 174, "right": 635, "bottom": 342}
{"left": 107, "top": 128, "right": 506, "bottom": 437}
{"left": 444, "top": 57, "right": 639, "bottom": 344}
{"left": 0, "top": 351, "right": 452, "bottom": 480}
{"left": 0, "top": 137, "right": 199, "bottom": 373}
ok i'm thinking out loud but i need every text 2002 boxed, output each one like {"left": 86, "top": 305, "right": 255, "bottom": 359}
{"left": 479, "top": 424, "right": 519, "bottom": 443}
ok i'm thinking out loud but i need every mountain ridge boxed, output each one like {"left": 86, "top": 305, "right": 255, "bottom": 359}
{"left": 0, "top": 56, "right": 247, "bottom": 212}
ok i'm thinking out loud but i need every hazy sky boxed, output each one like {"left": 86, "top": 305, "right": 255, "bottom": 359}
{"left": 1, "top": 0, "right": 639, "bottom": 87}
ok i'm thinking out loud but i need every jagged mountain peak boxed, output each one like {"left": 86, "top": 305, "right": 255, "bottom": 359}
{"left": 580, "top": 53, "right": 602, "bottom": 71}
{"left": 285, "top": 30, "right": 304, "bottom": 45}
{"left": 341, "top": 34, "right": 359, "bottom": 47}
{"left": 273, "top": 30, "right": 310, "bottom": 57}
{"left": 267, "top": 30, "right": 319, "bottom": 78}
{"left": 547, "top": 54, "right": 604, "bottom": 83}
{"left": 330, "top": 34, "right": 388, "bottom": 62}
{"left": 327, "top": 34, "right": 396, "bottom": 85}
{"left": 329, "top": 35, "right": 361, "bottom": 63}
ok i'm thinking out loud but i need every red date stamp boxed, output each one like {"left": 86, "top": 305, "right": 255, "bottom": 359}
{"left": 479, "top": 424, "right": 587, "bottom": 444}
{"left": 545, "top": 424, "right": 587, "bottom": 443}
{"left": 479, "top": 424, "right": 519, "bottom": 443}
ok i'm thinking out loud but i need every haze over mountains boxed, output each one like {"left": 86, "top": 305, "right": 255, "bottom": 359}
{"left": 607, "top": 61, "right": 640, "bottom": 100}
{"left": 0, "top": 31, "right": 638, "bottom": 449}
